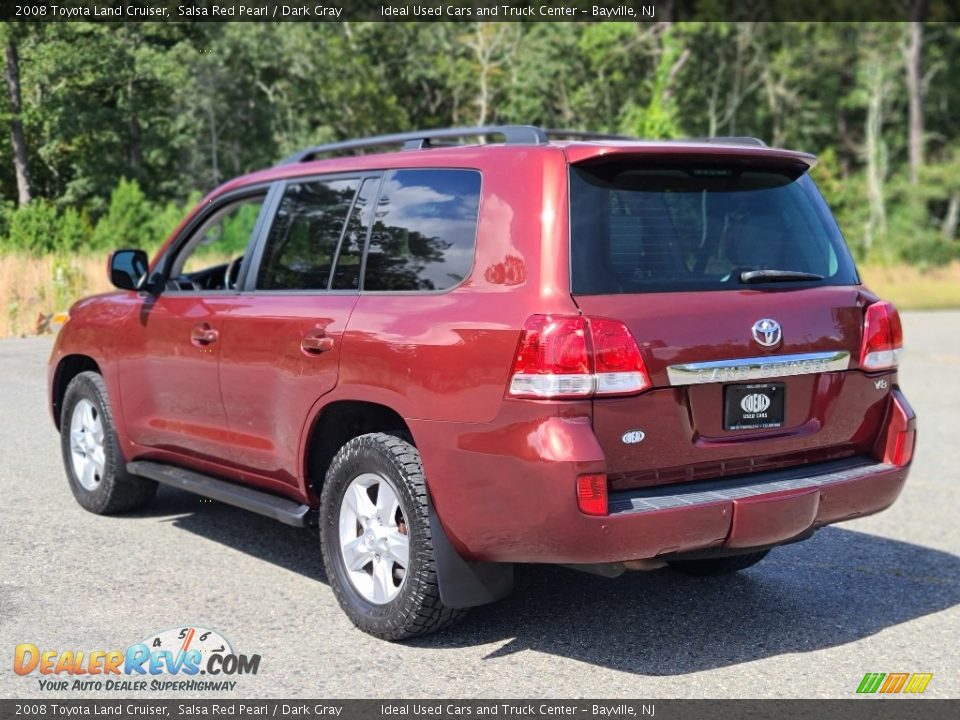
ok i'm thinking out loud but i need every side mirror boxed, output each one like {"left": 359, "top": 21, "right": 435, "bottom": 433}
{"left": 108, "top": 249, "right": 149, "bottom": 291}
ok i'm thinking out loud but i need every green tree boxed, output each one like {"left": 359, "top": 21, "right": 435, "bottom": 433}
{"left": 91, "top": 177, "right": 152, "bottom": 250}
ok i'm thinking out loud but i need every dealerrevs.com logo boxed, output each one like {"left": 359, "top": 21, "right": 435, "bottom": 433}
{"left": 14, "top": 626, "right": 260, "bottom": 692}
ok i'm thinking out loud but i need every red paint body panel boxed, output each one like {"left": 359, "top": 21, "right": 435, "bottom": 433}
{"left": 727, "top": 488, "right": 820, "bottom": 549}
{"left": 48, "top": 139, "right": 915, "bottom": 567}
{"left": 594, "top": 371, "right": 894, "bottom": 490}
{"left": 116, "top": 294, "right": 234, "bottom": 460}
{"left": 217, "top": 293, "right": 358, "bottom": 489}
{"left": 560, "top": 142, "right": 817, "bottom": 169}
{"left": 408, "top": 391, "right": 911, "bottom": 563}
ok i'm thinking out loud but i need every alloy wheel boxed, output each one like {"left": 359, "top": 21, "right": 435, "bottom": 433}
{"left": 338, "top": 472, "right": 410, "bottom": 604}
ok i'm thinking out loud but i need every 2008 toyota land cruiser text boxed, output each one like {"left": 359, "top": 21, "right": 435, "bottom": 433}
{"left": 48, "top": 126, "right": 916, "bottom": 640}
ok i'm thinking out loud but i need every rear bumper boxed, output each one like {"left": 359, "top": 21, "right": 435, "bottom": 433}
{"left": 410, "top": 390, "right": 915, "bottom": 565}
{"left": 607, "top": 457, "right": 906, "bottom": 554}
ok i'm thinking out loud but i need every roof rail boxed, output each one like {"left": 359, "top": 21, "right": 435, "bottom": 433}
{"left": 279, "top": 127, "right": 769, "bottom": 164}
{"left": 280, "top": 125, "right": 549, "bottom": 164}
{"left": 685, "top": 136, "right": 768, "bottom": 148}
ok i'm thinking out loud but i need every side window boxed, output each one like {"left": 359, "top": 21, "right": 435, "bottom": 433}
{"left": 167, "top": 195, "right": 265, "bottom": 292}
{"left": 331, "top": 177, "right": 378, "bottom": 290}
{"left": 363, "top": 169, "right": 481, "bottom": 292}
{"left": 256, "top": 179, "right": 359, "bottom": 291}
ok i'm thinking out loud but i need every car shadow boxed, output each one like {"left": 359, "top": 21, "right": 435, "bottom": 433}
{"left": 131, "top": 484, "right": 330, "bottom": 581}
{"left": 137, "top": 486, "right": 960, "bottom": 675}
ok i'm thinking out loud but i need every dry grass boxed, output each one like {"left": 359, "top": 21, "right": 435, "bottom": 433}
{"left": 0, "top": 253, "right": 111, "bottom": 337}
{"left": 0, "top": 251, "right": 240, "bottom": 337}
{"left": 859, "top": 262, "right": 960, "bottom": 311}
{"left": 1, "top": 253, "right": 959, "bottom": 338}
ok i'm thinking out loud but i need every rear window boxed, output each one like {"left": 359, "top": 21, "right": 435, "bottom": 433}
{"left": 569, "top": 162, "right": 858, "bottom": 294}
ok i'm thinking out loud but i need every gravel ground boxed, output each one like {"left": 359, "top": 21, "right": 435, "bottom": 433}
{"left": 1, "top": 311, "right": 957, "bottom": 699}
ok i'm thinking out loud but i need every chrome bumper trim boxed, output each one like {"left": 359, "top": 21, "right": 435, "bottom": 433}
{"left": 665, "top": 350, "right": 850, "bottom": 386}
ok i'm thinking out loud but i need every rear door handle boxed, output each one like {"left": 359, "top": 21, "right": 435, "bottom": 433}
{"left": 191, "top": 323, "right": 219, "bottom": 346}
{"left": 301, "top": 334, "right": 335, "bottom": 355}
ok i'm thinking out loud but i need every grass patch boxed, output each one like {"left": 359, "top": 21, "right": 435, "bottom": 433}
{"left": 859, "top": 262, "right": 960, "bottom": 310}
{"left": 0, "top": 253, "right": 110, "bottom": 337}
{"left": 0, "top": 250, "right": 225, "bottom": 337}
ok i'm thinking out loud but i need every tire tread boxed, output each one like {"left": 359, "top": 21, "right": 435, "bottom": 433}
{"left": 320, "top": 432, "right": 466, "bottom": 640}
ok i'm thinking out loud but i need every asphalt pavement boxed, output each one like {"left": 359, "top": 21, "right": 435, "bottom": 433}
{"left": 1, "top": 312, "right": 958, "bottom": 699}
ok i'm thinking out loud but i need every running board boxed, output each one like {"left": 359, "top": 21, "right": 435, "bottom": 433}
{"left": 128, "top": 461, "right": 313, "bottom": 527}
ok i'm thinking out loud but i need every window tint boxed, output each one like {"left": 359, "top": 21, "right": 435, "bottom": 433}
{"left": 180, "top": 197, "right": 263, "bottom": 275}
{"left": 363, "top": 169, "right": 481, "bottom": 292}
{"left": 257, "top": 179, "right": 359, "bottom": 291}
{"left": 332, "top": 177, "right": 378, "bottom": 290}
{"left": 570, "top": 163, "right": 857, "bottom": 294}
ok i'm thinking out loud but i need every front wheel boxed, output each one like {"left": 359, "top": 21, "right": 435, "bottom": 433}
{"left": 668, "top": 550, "right": 771, "bottom": 577}
{"left": 320, "top": 433, "right": 465, "bottom": 640}
{"left": 60, "top": 371, "right": 156, "bottom": 514}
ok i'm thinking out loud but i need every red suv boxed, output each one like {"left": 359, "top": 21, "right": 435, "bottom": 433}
{"left": 49, "top": 126, "right": 916, "bottom": 639}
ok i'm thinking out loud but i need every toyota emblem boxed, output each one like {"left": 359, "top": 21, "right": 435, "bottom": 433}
{"left": 751, "top": 318, "right": 782, "bottom": 347}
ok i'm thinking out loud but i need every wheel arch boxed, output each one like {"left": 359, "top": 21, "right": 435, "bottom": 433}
{"left": 52, "top": 354, "right": 102, "bottom": 430}
{"left": 303, "top": 400, "right": 413, "bottom": 500}
{"left": 309, "top": 410, "right": 514, "bottom": 611}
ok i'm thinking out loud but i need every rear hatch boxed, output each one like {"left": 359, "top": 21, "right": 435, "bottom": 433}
{"left": 567, "top": 148, "right": 887, "bottom": 490}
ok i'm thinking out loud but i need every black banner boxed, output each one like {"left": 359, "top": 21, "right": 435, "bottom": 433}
{"left": 2, "top": 0, "right": 959, "bottom": 23}
{"left": 3, "top": 700, "right": 960, "bottom": 720}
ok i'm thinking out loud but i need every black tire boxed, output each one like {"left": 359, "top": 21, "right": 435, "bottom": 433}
{"left": 320, "top": 432, "right": 465, "bottom": 640}
{"left": 668, "top": 550, "right": 771, "bottom": 577}
{"left": 60, "top": 371, "right": 156, "bottom": 514}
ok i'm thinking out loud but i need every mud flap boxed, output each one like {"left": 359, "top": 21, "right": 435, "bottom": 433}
{"left": 427, "top": 497, "right": 514, "bottom": 609}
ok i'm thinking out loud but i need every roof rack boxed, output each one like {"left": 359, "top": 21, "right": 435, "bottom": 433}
{"left": 280, "top": 125, "right": 549, "bottom": 164}
{"left": 279, "top": 126, "right": 768, "bottom": 164}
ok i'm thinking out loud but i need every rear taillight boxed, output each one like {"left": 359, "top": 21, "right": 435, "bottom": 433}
{"left": 508, "top": 315, "right": 650, "bottom": 399}
{"left": 509, "top": 315, "right": 593, "bottom": 398}
{"left": 576, "top": 473, "right": 608, "bottom": 516}
{"left": 590, "top": 317, "right": 650, "bottom": 395}
{"left": 860, "top": 301, "right": 904, "bottom": 371}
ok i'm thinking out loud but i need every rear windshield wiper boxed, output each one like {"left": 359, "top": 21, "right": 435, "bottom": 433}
{"left": 740, "top": 269, "right": 825, "bottom": 284}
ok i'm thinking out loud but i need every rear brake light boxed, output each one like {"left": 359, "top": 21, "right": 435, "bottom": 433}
{"left": 860, "top": 301, "right": 903, "bottom": 371}
{"left": 576, "top": 474, "right": 608, "bottom": 515}
{"left": 590, "top": 317, "right": 650, "bottom": 395}
{"left": 509, "top": 315, "right": 592, "bottom": 398}
{"left": 508, "top": 315, "right": 650, "bottom": 399}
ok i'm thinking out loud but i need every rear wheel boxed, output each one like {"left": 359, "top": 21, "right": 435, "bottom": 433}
{"left": 668, "top": 550, "right": 770, "bottom": 577}
{"left": 60, "top": 371, "right": 156, "bottom": 514}
{"left": 320, "top": 433, "right": 465, "bottom": 640}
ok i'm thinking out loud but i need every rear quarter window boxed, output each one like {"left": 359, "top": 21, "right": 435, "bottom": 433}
{"left": 569, "top": 162, "right": 858, "bottom": 294}
{"left": 363, "top": 169, "right": 481, "bottom": 292}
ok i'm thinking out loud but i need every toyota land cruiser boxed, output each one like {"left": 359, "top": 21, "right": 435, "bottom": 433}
{"left": 48, "top": 126, "right": 916, "bottom": 639}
